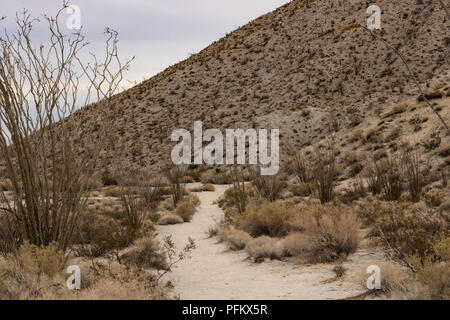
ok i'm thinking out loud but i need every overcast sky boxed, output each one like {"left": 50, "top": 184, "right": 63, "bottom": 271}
{"left": 1, "top": 0, "right": 290, "bottom": 87}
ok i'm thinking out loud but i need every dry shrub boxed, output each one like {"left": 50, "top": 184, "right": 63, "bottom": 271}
{"left": 228, "top": 168, "right": 249, "bottom": 213}
{"left": 200, "top": 170, "right": 232, "bottom": 184}
{"left": 40, "top": 262, "right": 168, "bottom": 300}
{"left": 164, "top": 165, "right": 187, "bottom": 207}
{"left": 0, "top": 242, "right": 67, "bottom": 299}
{"left": 102, "top": 186, "right": 124, "bottom": 197}
{"left": 120, "top": 237, "right": 168, "bottom": 270}
{"left": 282, "top": 232, "right": 307, "bottom": 257}
{"left": 358, "top": 200, "right": 449, "bottom": 264}
{"left": 416, "top": 260, "right": 450, "bottom": 299}
{"left": 288, "top": 182, "right": 313, "bottom": 197}
{"left": 175, "top": 200, "right": 196, "bottom": 222}
{"left": 189, "top": 184, "right": 215, "bottom": 192}
{"left": 364, "top": 165, "right": 383, "bottom": 195}
{"left": 0, "top": 213, "right": 21, "bottom": 256}
{"left": 340, "top": 179, "right": 366, "bottom": 203}
{"left": 373, "top": 155, "right": 403, "bottom": 201}
{"left": 120, "top": 190, "right": 146, "bottom": 239}
{"left": 72, "top": 208, "right": 151, "bottom": 257}
{"left": 312, "top": 144, "right": 336, "bottom": 204}
{"left": 288, "top": 150, "right": 312, "bottom": 183}
{"left": 203, "top": 184, "right": 216, "bottom": 192}
{"left": 218, "top": 227, "right": 252, "bottom": 250}
{"left": 332, "top": 264, "right": 347, "bottom": 278}
{"left": 423, "top": 189, "right": 446, "bottom": 207}
{"left": 220, "top": 182, "right": 255, "bottom": 211}
{"left": 157, "top": 214, "right": 184, "bottom": 225}
{"left": 235, "top": 201, "right": 297, "bottom": 237}
{"left": 401, "top": 150, "right": 423, "bottom": 202}
{"left": 245, "top": 236, "right": 284, "bottom": 262}
{"left": 285, "top": 205, "right": 361, "bottom": 263}
{"left": 160, "top": 197, "right": 175, "bottom": 211}
{"left": 0, "top": 179, "right": 12, "bottom": 191}
{"left": 412, "top": 238, "right": 450, "bottom": 299}
{"left": 101, "top": 168, "right": 118, "bottom": 186}
{"left": 139, "top": 178, "right": 164, "bottom": 209}
{"left": 359, "top": 261, "right": 421, "bottom": 298}
{"left": 189, "top": 193, "right": 201, "bottom": 207}
{"left": 251, "top": 170, "right": 285, "bottom": 202}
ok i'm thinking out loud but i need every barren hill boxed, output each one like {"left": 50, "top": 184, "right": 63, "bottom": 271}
{"left": 69, "top": 0, "right": 450, "bottom": 174}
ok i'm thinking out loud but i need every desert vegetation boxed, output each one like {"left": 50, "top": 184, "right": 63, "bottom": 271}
{"left": 1, "top": 0, "right": 449, "bottom": 300}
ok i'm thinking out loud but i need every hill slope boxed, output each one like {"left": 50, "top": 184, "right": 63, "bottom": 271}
{"left": 69, "top": 0, "right": 450, "bottom": 173}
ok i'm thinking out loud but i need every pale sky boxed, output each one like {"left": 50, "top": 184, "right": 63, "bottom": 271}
{"left": 1, "top": 0, "right": 290, "bottom": 87}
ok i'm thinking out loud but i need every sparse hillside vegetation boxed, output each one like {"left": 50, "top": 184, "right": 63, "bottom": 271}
{"left": 0, "top": 0, "right": 449, "bottom": 300}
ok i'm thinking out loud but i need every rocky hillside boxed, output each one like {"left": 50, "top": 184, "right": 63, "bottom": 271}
{"left": 68, "top": 0, "right": 450, "bottom": 174}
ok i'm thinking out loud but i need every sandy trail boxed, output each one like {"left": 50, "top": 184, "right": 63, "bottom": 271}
{"left": 156, "top": 185, "right": 383, "bottom": 300}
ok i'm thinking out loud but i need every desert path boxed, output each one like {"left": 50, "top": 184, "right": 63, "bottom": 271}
{"left": 156, "top": 184, "right": 381, "bottom": 300}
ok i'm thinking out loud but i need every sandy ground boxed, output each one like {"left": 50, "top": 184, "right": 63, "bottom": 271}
{"left": 156, "top": 185, "right": 384, "bottom": 300}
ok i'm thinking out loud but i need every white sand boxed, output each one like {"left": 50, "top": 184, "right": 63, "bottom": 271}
{"left": 156, "top": 185, "right": 384, "bottom": 300}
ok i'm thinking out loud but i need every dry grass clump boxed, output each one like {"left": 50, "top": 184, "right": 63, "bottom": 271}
{"left": 218, "top": 227, "right": 252, "bottom": 250}
{"left": 423, "top": 188, "right": 446, "bottom": 207}
{"left": 120, "top": 237, "right": 168, "bottom": 270}
{"left": 388, "top": 103, "right": 408, "bottom": 116}
{"left": 72, "top": 214, "right": 127, "bottom": 257}
{"left": 283, "top": 205, "right": 361, "bottom": 263}
{"left": 200, "top": 170, "right": 234, "bottom": 185}
{"left": 41, "top": 262, "right": 168, "bottom": 300}
{"left": 189, "top": 184, "right": 216, "bottom": 192}
{"left": 0, "top": 242, "right": 68, "bottom": 299}
{"left": 157, "top": 213, "right": 184, "bottom": 225}
{"left": 288, "top": 182, "right": 313, "bottom": 197}
{"left": 245, "top": 236, "right": 284, "bottom": 262}
{"left": 235, "top": 201, "right": 297, "bottom": 237}
{"left": 189, "top": 193, "right": 201, "bottom": 207}
{"left": 359, "top": 261, "right": 421, "bottom": 298}
{"left": 175, "top": 200, "right": 197, "bottom": 222}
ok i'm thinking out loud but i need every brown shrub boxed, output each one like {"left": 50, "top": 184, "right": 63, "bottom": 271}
{"left": 251, "top": 170, "right": 285, "bottom": 202}
{"left": 157, "top": 214, "right": 184, "bottom": 225}
{"left": 120, "top": 237, "right": 168, "bottom": 270}
{"left": 235, "top": 201, "right": 297, "bottom": 237}
{"left": 312, "top": 144, "right": 336, "bottom": 204}
{"left": 175, "top": 200, "right": 196, "bottom": 222}
{"left": 0, "top": 242, "right": 67, "bottom": 299}
{"left": 189, "top": 184, "right": 215, "bottom": 192}
{"left": 288, "top": 182, "right": 313, "bottom": 197}
{"left": 358, "top": 200, "right": 449, "bottom": 264}
{"left": 284, "top": 205, "right": 361, "bottom": 263}
{"left": 358, "top": 261, "right": 421, "bottom": 298}
{"left": 423, "top": 189, "right": 446, "bottom": 207}
{"left": 413, "top": 238, "right": 450, "bottom": 299}
{"left": 373, "top": 155, "right": 403, "bottom": 201}
{"left": 218, "top": 227, "right": 252, "bottom": 251}
{"left": 245, "top": 236, "right": 284, "bottom": 262}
